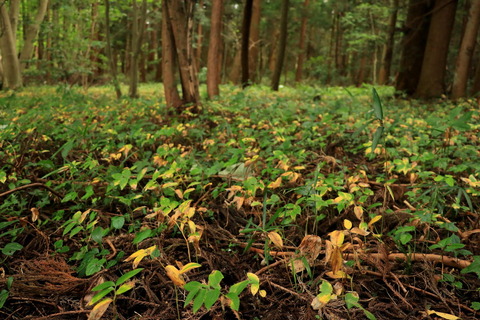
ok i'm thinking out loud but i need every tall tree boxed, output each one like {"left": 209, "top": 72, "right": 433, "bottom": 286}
{"left": 295, "top": 0, "right": 310, "bottom": 82}
{"left": 207, "top": 0, "right": 224, "bottom": 98}
{"left": 415, "top": 0, "right": 457, "bottom": 98}
{"left": 104, "top": 0, "right": 122, "bottom": 98}
{"left": 378, "top": 0, "right": 399, "bottom": 85}
{"left": 0, "top": 1, "right": 22, "bottom": 89}
{"left": 249, "top": 0, "right": 261, "bottom": 83}
{"left": 129, "top": 0, "right": 147, "bottom": 98}
{"left": 19, "top": 0, "right": 49, "bottom": 72}
{"left": 271, "top": 0, "right": 289, "bottom": 91}
{"left": 241, "top": 0, "right": 253, "bottom": 88}
{"left": 162, "top": 0, "right": 200, "bottom": 110}
{"left": 451, "top": 0, "right": 480, "bottom": 99}
{"left": 395, "top": 0, "right": 432, "bottom": 95}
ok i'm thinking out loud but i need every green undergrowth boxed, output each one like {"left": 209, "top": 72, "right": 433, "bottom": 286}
{"left": 0, "top": 83, "right": 479, "bottom": 317}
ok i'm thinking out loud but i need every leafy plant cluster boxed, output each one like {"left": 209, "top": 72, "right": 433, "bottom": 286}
{"left": 0, "top": 84, "right": 479, "bottom": 318}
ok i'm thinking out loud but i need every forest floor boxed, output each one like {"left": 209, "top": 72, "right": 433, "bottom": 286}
{"left": 0, "top": 84, "right": 479, "bottom": 320}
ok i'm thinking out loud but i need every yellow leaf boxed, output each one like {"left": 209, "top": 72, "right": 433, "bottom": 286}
{"left": 268, "top": 177, "right": 283, "bottom": 189}
{"left": 179, "top": 262, "right": 201, "bottom": 274}
{"left": 426, "top": 310, "right": 460, "bottom": 320}
{"left": 165, "top": 265, "right": 185, "bottom": 287}
{"left": 343, "top": 219, "right": 352, "bottom": 230}
{"left": 329, "top": 230, "right": 345, "bottom": 247}
{"left": 354, "top": 206, "right": 363, "bottom": 220}
{"left": 175, "top": 189, "right": 183, "bottom": 199}
{"left": 368, "top": 215, "right": 382, "bottom": 228}
{"left": 124, "top": 246, "right": 157, "bottom": 269}
{"left": 267, "top": 231, "right": 284, "bottom": 249}
{"left": 88, "top": 298, "right": 113, "bottom": 320}
{"left": 325, "top": 270, "right": 349, "bottom": 279}
{"left": 329, "top": 247, "right": 344, "bottom": 275}
{"left": 187, "top": 220, "right": 196, "bottom": 233}
{"left": 250, "top": 283, "right": 259, "bottom": 296}
{"left": 259, "top": 289, "right": 267, "bottom": 297}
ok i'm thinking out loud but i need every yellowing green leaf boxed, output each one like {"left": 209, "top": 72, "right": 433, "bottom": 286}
{"left": 165, "top": 265, "right": 185, "bottom": 287}
{"left": 268, "top": 177, "right": 283, "bottom": 189}
{"left": 179, "top": 262, "right": 201, "bottom": 274}
{"left": 124, "top": 245, "right": 157, "bottom": 269}
{"left": 88, "top": 298, "right": 112, "bottom": 320}
{"left": 329, "top": 230, "right": 345, "bottom": 247}
{"left": 259, "top": 289, "right": 267, "bottom": 297}
{"left": 426, "top": 310, "right": 460, "bottom": 320}
{"left": 368, "top": 215, "right": 382, "bottom": 228}
{"left": 354, "top": 206, "right": 364, "bottom": 220}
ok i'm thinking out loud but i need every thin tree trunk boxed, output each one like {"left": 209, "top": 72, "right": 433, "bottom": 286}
{"left": 271, "top": 0, "right": 289, "bottom": 91}
{"left": 207, "top": 0, "right": 224, "bottom": 98}
{"left": 249, "top": 0, "right": 261, "bottom": 83}
{"left": 104, "top": 0, "right": 122, "bottom": 98}
{"left": 195, "top": 0, "right": 203, "bottom": 72}
{"left": 452, "top": 0, "right": 480, "bottom": 99}
{"left": 378, "top": 0, "right": 399, "bottom": 85}
{"left": 415, "top": 0, "right": 457, "bottom": 98}
{"left": 395, "top": 0, "right": 433, "bottom": 95}
{"left": 19, "top": 0, "right": 49, "bottom": 72}
{"left": 295, "top": 0, "right": 309, "bottom": 83}
{"left": 162, "top": 0, "right": 183, "bottom": 109}
{"left": 241, "top": 0, "right": 253, "bottom": 88}
{"left": 0, "top": 3, "right": 22, "bottom": 89}
{"left": 129, "top": 0, "right": 147, "bottom": 98}
{"left": 9, "top": 0, "right": 20, "bottom": 43}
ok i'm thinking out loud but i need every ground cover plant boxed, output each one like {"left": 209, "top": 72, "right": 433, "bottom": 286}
{"left": 0, "top": 84, "right": 479, "bottom": 320}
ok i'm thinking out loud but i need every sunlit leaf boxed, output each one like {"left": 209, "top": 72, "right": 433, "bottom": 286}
{"left": 343, "top": 219, "right": 352, "bottom": 230}
{"left": 267, "top": 231, "right": 283, "bottom": 248}
{"left": 426, "top": 310, "right": 460, "bottom": 320}
{"left": 165, "top": 265, "right": 185, "bottom": 287}
{"left": 179, "top": 262, "right": 201, "bottom": 274}
{"left": 88, "top": 298, "right": 113, "bottom": 320}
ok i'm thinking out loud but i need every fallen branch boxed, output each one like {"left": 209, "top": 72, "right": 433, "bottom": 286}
{"left": 0, "top": 183, "right": 63, "bottom": 199}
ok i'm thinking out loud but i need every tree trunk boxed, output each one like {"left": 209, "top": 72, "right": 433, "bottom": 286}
{"left": 9, "top": 0, "right": 20, "bottom": 43}
{"left": 166, "top": 0, "right": 200, "bottom": 108}
{"left": 207, "top": 0, "right": 224, "bottom": 99}
{"left": 295, "top": 0, "right": 309, "bottom": 83}
{"left": 415, "top": 0, "right": 457, "bottom": 98}
{"left": 378, "top": 0, "right": 399, "bottom": 85}
{"left": 451, "top": 0, "right": 480, "bottom": 99}
{"left": 195, "top": 0, "right": 204, "bottom": 72}
{"left": 0, "top": 3, "right": 22, "bottom": 89}
{"left": 395, "top": 0, "right": 433, "bottom": 95}
{"left": 104, "top": 0, "right": 122, "bottom": 98}
{"left": 249, "top": 0, "right": 261, "bottom": 83}
{"left": 271, "top": 0, "right": 289, "bottom": 91}
{"left": 19, "top": 0, "right": 49, "bottom": 72}
{"left": 241, "top": 0, "right": 253, "bottom": 88}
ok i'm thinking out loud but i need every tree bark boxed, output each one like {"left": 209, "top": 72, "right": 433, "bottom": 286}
{"left": 415, "top": 0, "right": 457, "bottom": 98}
{"left": 295, "top": 0, "right": 309, "bottom": 83}
{"left": 19, "top": 0, "right": 49, "bottom": 72}
{"left": 0, "top": 3, "right": 22, "bottom": 89}
{"left": 162, "top": 0, "right": 183, "bottom": 108}
{"left": 104, "top": 0, "right": 122, "bottom": 98}
{"left": 166, "top": 0, "right": 200, "bottom": 108}
{"left": 378, "top": 0, "right": 399, "bottom": 85}
{"left": 241, "top": 0, "right": 253, "bottom": 88}
{"left": 451, "top": 0, "right": 480, "bottom": 99}
{"left": 195, "top": 0, "right": 204, "bottom": 72}
{"left": 395, "top": 0, "right": 433, "bottom": 95}
{"left": 207, "top": 0, "right": 224, "bottom": 99}
{"left": 249, "top": 0, "right": 261, "bottom": 83}
{"left": 271, "top": 0, "right": 289, "bottom": 91}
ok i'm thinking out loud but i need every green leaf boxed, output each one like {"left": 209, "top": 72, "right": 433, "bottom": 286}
{"left": 370, "top": 126, "right": 384, "bottom": 154}
{"left": 115, "top": 283, "right": 134, "bottom": 295}
{"left": 204, "top": 288, "right": 221, "bottom": 310}
{"left": 92, "top": 281, "right": 115, "bottom": 292}
{"left": 0, "top": 290, "right": 9, "bottom": 308}
{"left": 69, "top": 225, "right": 83, "bottom": 237}
{"left": 81, "top": 185, "right": 94, "bottom": 200}
{"left": 61, "top": 191, "right": 78, "bottom": 203}
{"left": 372, "top": 88, "right": 383, "bottom": 120}
{"left": 85, "top": 258, "right": 105, "bottom": 276}
{"left": 2, "top": 242, "right": 23, "bottom": 256}
{"left": 345, "top": 292, "right": 360, "bottom": 309}
{"left": 208, "top": 270, "right": 224, "bottom": 289}
{"left": 111, "top": 216, "right": 125, "bottom": 229}
{"left": 61, "top": 139, "right": 75, "bottom": 159}
{"left": 461, "top": 256, "right": 480, "bottom": 277}
{"left": 89, "top": 287, "right": 115, "bottom": 306}
{"left": 184, "top": 281, "right": 203, "bottom": 306}
{"left": 133, "top": 228, "right": 153, "bottom": 244}
{"left": 364, "top": 309, "right": 377, "bottom": 320}
{"left": 116, "top": 268, "right": 144, "bottom": 286}
{"left": 225, "top": 292, "right": 240, "bottom": 311}
{"left": 471, "top": 302, "right": 480, "bottom": 311}
{"left": 0, "top": 171, "right": 6, "bottom": 183}
{"left": 192, "top": 288, "right": 206, "bottom": 313}
{"left": 228, "top": 280, "right": 249, "bottom": 296}
{"left": 91, "top": 227, "right": 104, "bottom": 244}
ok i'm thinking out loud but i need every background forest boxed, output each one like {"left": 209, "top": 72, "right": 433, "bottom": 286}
{"left": 1, "top": 0, "right": 480, "bottom": 102}
{"left": 0, "top": 1, "right": 480, "bottom": 320}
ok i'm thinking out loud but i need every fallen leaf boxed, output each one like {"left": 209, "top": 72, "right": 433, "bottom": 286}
{"left": 268, "top": 231, "right": 284, "bottom": 249}
{"left": 426, "top": 310, "right": 460, "bottom": 320}
{"left": 88, "top": 298, "right": 112, "bottom": 320}
{"left": 31, "top": 208, "right": 39, "bottom": 222}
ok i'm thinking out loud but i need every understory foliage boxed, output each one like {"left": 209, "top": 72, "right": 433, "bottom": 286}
{"left": 0, "top": 84, "right": 479, "bottom": 319}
